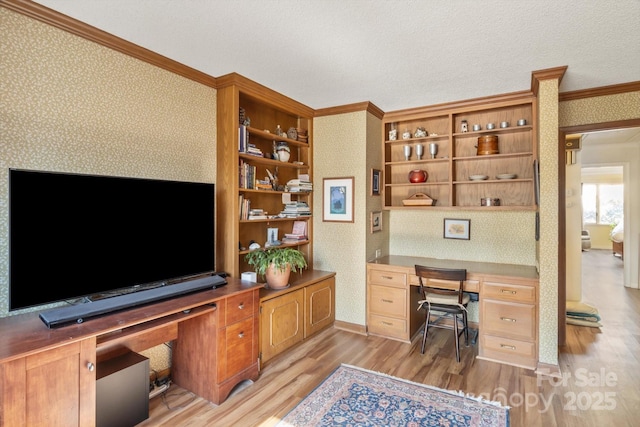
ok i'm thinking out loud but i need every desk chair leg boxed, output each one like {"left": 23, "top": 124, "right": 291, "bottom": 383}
{"left": 463, "top": 310, "right": 469, "bottom": 347}
{"left": 420, "top": 305, "right": 431, "bottom": 354}
{"left": 453, "top": 313, "right": 460, "bottom": 363}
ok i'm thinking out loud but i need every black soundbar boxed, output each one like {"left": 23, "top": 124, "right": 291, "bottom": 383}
{"left": 39, "top": 274, "right": 227, "bottom": 329}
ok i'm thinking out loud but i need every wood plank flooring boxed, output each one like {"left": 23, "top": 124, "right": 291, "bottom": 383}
{"left": 139, "top": 250, "right": 639, "bottom": 426}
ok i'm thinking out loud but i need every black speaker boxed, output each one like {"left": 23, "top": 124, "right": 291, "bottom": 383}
{"left": 39, "top": 274, "right": 226, "bottom": 328}
{"left": 96, "top": 352, "right": 149, "bottom": 427}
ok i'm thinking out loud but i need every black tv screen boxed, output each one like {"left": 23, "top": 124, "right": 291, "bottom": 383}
{"left": 9, "top": 169, "right": 216, "bottom": 311}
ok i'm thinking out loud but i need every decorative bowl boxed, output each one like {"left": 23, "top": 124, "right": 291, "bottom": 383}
{"left": 408, "top": 169, "right": 428, "bottom": 183}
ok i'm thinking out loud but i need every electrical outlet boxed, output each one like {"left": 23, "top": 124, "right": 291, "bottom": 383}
{"left": 375, "top": 249, "right": 381, "bottom": 258}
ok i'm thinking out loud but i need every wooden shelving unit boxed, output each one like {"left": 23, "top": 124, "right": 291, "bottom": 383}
{"left": 216, "top": 73, "right": 315, "bottom": 278}
{"left": 382, "top": 94, "right": 538, "bottom": 210}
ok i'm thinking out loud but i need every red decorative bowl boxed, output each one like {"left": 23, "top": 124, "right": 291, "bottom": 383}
{"left": 409, "top": 169, "right": 428, "bottom": 183}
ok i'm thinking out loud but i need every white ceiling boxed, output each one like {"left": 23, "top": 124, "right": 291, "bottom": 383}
{"left": 32, "top": 0, "right": 640, "bottom": 112}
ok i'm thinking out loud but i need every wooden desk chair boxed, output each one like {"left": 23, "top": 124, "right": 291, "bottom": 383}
{"left": 415, "top": 264, "right": 469, "bottom": 362}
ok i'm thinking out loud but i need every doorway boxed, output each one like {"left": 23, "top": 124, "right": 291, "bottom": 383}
{"left": 557, "top": 120, "right": 640, "bottom": 346}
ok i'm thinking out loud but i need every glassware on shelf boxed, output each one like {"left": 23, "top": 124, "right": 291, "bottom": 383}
{"left": 429, "top": 143, "right": 438, "bottom": 159}
{"left": 416, "top": 144, "right": 424, "bottom": 160}
{"left": 389, "top": 122, "right": 397, "bottom": 141}
{"left": 403, "top": 145, "right": 411, "bottom": 161}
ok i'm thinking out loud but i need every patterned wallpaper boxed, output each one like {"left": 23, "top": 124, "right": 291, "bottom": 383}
{"left": 559, "top": 91, "right": 640, "bottom": 127}
{"left": 313, "top": 111, "right": 369, "bottom": 326}
{"left": 1, "top": 8, "right": 217, "bottom": 368}
{"left": 537, "top": 80, "right": 561, "bottom": 365}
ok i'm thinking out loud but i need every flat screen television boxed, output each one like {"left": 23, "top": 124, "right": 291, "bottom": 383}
{"left": 9, "top": 169, "right": 217, "bottom": 313}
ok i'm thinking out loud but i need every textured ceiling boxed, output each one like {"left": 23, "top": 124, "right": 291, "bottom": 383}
{"left": 32, "top": 0, "right": 640, "bottom": 112}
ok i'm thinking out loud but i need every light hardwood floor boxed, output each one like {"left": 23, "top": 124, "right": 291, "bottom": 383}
{"left": 139, "top": 250, "right": 639, "bottom": 427}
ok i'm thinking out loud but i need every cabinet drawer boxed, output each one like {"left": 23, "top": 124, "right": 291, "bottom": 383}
{"left": 224, "top": 317, "right": 255, "bottom": 380}
{"left": 482, "top": 300, "right": 535, "bottom": 340}
{"left": 480, "top": 334, "right": 536, "bottom": 369}
{"left": 368, "top": 313, "right": 407, "bottom": 339}
{"left": 483, "top": 281, "right": 536, "bottom": 303}
{"left": 369, "top": 269, "right": 406, "bottom": 288}
{"left": 369, "top": 285, "right": 406, "bottom": 318}
{"left": 226, "top": 292, "right": 255, "bottom": 325}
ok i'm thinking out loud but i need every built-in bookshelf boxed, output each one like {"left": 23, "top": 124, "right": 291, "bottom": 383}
{"left": 216, "top": 74, "right": 315, "bottom": 277}
{"left": 382, "top": 93, "right": 537, "bottom": 210}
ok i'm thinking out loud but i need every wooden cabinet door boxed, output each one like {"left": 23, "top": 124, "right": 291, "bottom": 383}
{"left": 260, "top": 289, "right": 304, "bottom": 363}
{"left": 304, "top": 276, "right": 335, "bottom": 338}
{"left": 0, "top": 338, "right": 96, "bottom": 427}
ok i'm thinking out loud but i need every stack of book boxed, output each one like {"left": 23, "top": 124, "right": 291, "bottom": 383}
{"left": 282, "top": 221, "right": 308, "bottom": 244}
{"left": 238, "top": 125, "right": 264, "bottom": 157}
{"left": 287, "top": 179, "right": 312, "bottom": 193}
{"left": 248, "top": 208, "right": 268, "bottom": 220}
{"left": 280, "top": 201, "right": 311, "bottom": 218}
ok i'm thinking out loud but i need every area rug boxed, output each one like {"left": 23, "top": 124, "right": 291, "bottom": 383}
{"left": 276, "top": 364, "right": 509, "bottom": 426}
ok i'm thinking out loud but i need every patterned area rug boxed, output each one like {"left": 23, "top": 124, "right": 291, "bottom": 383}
{"left": 276, "top": 364, "right": 509, "bottom": 427}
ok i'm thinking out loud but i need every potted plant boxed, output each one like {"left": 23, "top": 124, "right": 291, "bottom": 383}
{"left": 244, "top": 247, "right": 307, "bottom": 289}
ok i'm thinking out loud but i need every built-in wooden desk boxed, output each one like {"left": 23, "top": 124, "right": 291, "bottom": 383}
{"left": 367, "top": 255, "right": 539, "bottom": 369}
{"left": 0, "top": 279, "right": 262, "bottom": 427}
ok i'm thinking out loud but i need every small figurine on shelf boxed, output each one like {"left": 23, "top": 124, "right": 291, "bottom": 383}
{"left": 461, "top": 120, "right": 468, "bottom": 133}
{"left": 275, "top": 124, "right": 284, "bottom": 137}
{"left": 266, "top": 168, "right": 279, "bottom": 190}
{"left": 414, "top": 127, "right": 428, "bottom": 138}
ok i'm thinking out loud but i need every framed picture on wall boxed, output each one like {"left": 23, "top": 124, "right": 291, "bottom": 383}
{"left": 323, "top": 177, "right": 354, "bottom": 222}
{"left": 371, "top": 211, "right": 382, "bottom": 233}
{"left": 444, "top": 218, "right": 470, "bottom": 240}
{"left": 371, "top": 169, "right": 381, "bottom": 196}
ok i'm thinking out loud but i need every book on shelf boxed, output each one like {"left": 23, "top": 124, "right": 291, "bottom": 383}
{"left": 238, "top": 125, "right": 248, "bottom": 153}
{"left": 287, "top": 178, "right": 312, "bottom": 192}
{"left": 291, "top": 220, "right": 307, "bottom": 236}
{"left": 238, "top": 195, "right": 251, "bottom": 220}
{"left": 248, "top": 209, "right": 268, "bottom": 220}
{"left": 282, "top": 220, "right": 308, "bottom": 243}
{"left": 239, "top": 160, "right": 257, "bottom": 189}
{"left": 280, "top": 201, "right": 311, "bottom": 217}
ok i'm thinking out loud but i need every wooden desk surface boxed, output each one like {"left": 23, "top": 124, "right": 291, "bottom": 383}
{"left": 0, "top": 279, "right": 263, "bottom": 363}
{"left": 368, "top": 255, "right": 539, "bottom": 282}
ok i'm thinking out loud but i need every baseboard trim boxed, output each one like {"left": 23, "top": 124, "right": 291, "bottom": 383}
{"left": 535, "top": 362, "right": 562, "bottom": 378}
{"left": 333, "top": 320, "right": 367, "bottom": 335}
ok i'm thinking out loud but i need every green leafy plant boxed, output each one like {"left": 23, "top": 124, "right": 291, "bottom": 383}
{"left": 244, "top": 247, "right": 307, "bottom": 276}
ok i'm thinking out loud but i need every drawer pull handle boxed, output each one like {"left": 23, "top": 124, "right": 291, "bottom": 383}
{"left": 381, "top": 298, "right": 394, "bottom": 303}
{"left": 381, "top": 321, "right": 393, "bottom": 326}
{"left": 238, "top": 332, "right": 245, "bottom": 338}
{"left": 500, "top": 317, "right": 517, "bottom": 322}
{"left": 87, "top": 362, "right": 95, "bottom": 372}
{"left": 381, "top": 275, "right": 393, "bottom": 280}
{"left": 500, "top": 344, "right": 516, "bottom": 350}
{"left": 238, "top": 303, "right": 245, "bottom": 309}
{"left": 501, "top": 289, "right": 517, "bottom": 294}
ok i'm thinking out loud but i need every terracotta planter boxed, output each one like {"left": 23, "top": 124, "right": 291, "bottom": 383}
{"left": 265, "top": 263, "right": 291, "bottom": 289}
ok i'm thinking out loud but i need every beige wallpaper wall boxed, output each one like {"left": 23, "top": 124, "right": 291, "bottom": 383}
{"left": 537, "top": 79, "right": 561, "bottom": 365}
{"left": 1, "top": 8, "right": 217, "bottom": 368}
{"left": 365, "top": 112, "right": 387, "bottom": 264}
{"left": 559, "top": 91, "right": 640, "bottom": 127}
{"left": 313, "top": 111, "right": 369, "bottom": 326}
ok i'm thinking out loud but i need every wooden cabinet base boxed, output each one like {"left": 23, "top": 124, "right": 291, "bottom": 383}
{"left": 0, "top": 281, "right": 262, "bottom": 426}
{"left": 259, "top": 270, "right": 336, "bottom": 366}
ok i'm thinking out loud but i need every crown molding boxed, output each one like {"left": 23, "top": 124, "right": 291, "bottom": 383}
{"left": 315, "top": 102, "right": 384, "bottom": 119}
{"left": 559, "top": 81, "right": 640, "bottom": 102}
